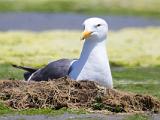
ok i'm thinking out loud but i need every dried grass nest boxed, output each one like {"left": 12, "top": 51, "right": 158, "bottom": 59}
{"left": 0, "top": 77, "right": 160, "bottom": 113}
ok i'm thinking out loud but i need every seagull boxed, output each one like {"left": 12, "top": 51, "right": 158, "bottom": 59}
{"left": 13, "top": 17, "right": 113, "bottom": 88}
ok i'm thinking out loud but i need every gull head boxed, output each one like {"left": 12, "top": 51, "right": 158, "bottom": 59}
{"left": 81, "top": 17, "right": 108, "bottom": 41}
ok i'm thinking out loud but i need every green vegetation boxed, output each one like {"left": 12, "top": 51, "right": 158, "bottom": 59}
{"left": 0, "top": 28, "right": 160, "bottom": 95}
{"left": 0, "top": 102, "right": 13, "bottom": 115}
{"left": 0, "top": 104, "right": 86, "bottom": 116}
{"left": 0, "top": 28, "right": 160, "bottom": 115}
{"left": 18, "top": 107, "right": 87, "bottom": 115}
{"left": 108, "top": 28, "right": 160, "bottom": 67}
{"left": 0, "top": 28, "right": 160, "bottom": 67}
{"left": 116, "top": 84, "right": 160, "bottom": 99}
{"left": 113, "top": 66, "right": 160, "bottom": 99}
{"left": 112, "top": 67, "right": 160, "bottom": 82}
{"left": 0, "top": 0, "right": 160, "bottom": 17}
{"left": 0, "top": 64, "right": 23, "bottom": 80}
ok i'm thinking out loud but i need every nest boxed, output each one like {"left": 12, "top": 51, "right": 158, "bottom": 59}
{"left": 0, "top": 77, "right": 160, "bottom": 113}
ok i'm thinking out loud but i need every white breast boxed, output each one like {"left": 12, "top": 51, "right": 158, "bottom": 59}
{"left": 69, "top": 40, "right": 113, "bottom": 88}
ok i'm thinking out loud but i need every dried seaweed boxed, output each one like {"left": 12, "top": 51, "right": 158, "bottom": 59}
{"left": 0, "top": 77, "right": 159, "bottom": 113}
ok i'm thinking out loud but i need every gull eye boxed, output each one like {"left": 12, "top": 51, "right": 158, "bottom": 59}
{"left": 96, "top": 24, "right": 101, "bottom": 27}
{"left": 82, "top": 25, "right": 85, "bottom": 30}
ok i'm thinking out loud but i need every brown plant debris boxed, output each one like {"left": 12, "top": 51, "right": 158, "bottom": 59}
{"left": 0, "top": 77, "right": 160, "bottom": 113}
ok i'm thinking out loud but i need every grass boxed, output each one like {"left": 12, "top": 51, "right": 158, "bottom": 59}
{"left": 108, "top": 28, "right": 160, "bottom": 67}
{"left": 0, "top": 102, "right": 151, "bottom": 120}
{"left": 18, "top": 107, "right": 87, "bottom": 116}
{"left": 0, "top": 102, "right": 152, "bottom": 120}
{"left": 116, "top": 84, "right": 160, "bottom": 99}
{"left": 112, "top": 67, "right": 160, "bottom": 83}
{"left": 0, "top": 28, "right": 160, "bottom": 115}
{"left": 0, "top": 64, "right": 23, "bottom": 80}
{"left": 0, "top": 102, "right": 13, "bottom": 115}
{"left": 0, "top": 28, "right": 160, "bottom": 67}
{"left": 0, "top": 103, "right": 87, "bottom": 116}
{"left": 0, "top": 0, "right": 160, "bottom": 17}
{"left": 113, "top": 67, "right": 160, "bottom": 99}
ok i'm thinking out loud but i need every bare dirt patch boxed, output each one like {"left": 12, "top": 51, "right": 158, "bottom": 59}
{"left": 0, "top": 77, "right": 160, "bottom": 113}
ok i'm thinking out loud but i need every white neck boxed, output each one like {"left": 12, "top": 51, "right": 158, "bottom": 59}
{"left": 69, "top": 38, "right": 113, "bottom": 88}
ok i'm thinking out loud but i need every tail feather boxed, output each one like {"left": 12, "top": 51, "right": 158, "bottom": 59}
{"left": 12, "top": 64, "right": 37, "bottom": 73}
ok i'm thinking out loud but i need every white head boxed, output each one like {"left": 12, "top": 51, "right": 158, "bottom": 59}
{"left": 81, "top": 17, "right": 108, "bottom": 42}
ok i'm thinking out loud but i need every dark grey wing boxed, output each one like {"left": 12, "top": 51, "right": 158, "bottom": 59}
{"left": 29, "top": 59, "right": 74, "bottom": 81}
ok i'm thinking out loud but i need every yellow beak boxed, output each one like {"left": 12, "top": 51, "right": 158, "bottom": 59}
{"left": 81, "top": 31, "right": 92, "bottom": 40}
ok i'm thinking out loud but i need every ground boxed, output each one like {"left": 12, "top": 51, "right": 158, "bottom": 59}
{"left": 0, "top": 1, "right": 160, "bottom": 119}
{"left": 0, "top": 79, "right": 160, "bottom": 120}
{"left": 0, "top": 113, "right": 158, "bottom": 120}
{"left": 0, "top": 27, "right": 160, "bottom": 119}
{"left": 0, "top": 28, "right": 160, "bottom": 119}
{"left": 0, "top": 0, "right": 160, "bottom": 17}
